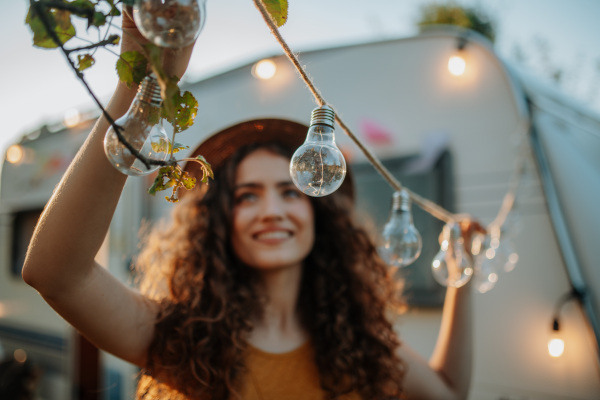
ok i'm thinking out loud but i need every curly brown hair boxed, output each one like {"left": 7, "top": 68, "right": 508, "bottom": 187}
{"left": 134, "top": 142, "right": 406, "bottom": 399}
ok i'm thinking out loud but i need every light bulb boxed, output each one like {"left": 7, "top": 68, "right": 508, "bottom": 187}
{"left": 6, "top": 145, "right": 24, "bottom": 164}
{"left": 290, "top": 105, "right": 346, "bottom": 197}
{"left": 548, "top": 319, "right": 565, "bottom": 358}
{"left": 448, "top": 54, "right": 466, "bottom": 76}
{"left": 133, "top": 0, "right": 206, "bottom": 48}
{"left": 431, "top": 223, "right": 473, "bottom": 288}
{"left": 379, "top": 190, "right": 423, "bottom": 267}
{"left": 104, "top": 74, "right": 169, "bottom": 176}
{"left": 489, "top": 225, "right": 519, "bottom": 273}
{"left": 252, "top": 59, "right": 277, "bottom": 80}
{"left": 472, "top": 235, "right": 500, "bottom": 293}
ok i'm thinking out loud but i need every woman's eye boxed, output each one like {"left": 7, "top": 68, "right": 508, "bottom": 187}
{"left": 235, "top": 192, "right": 258, "bottom": 204}
{"left": 283, "top": 188, "right": 301, "bottom": 199}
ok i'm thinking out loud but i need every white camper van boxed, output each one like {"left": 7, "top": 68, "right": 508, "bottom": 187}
{"left": 1, "top": 27, "right": 599, "bottom": 399}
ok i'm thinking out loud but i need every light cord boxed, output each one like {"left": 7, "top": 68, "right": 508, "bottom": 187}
{"left": 253, "top": 0, "right": 460, "bottom": 223}
{"left": 488, "top": 120, "right": 532, "bottom": 230}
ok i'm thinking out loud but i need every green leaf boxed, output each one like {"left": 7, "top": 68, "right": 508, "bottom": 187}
{"left": 104, "top": 0, "right": 121, "bottom": 16}
{"left": 116, "top": 51, "right": 148, "bottom": 87}
{"left": 157, "top": 76, "right": 181, "bottom": 122}
{"left": 76, "top": 54, "right": 95, "bottom": 71}
{"left": 109, "top": 34, "right": 120, "bottom": 45}
{"left": 147, "top": 165, "right": 200, "bottom": 203}
{"left": 121, "top": 0, "right": 135, "bottom": 6}
{"left": 92, "top": 11, "right": 107, "bottom": 27}
{"left": 26, "top": 5, "right": 76, "bottom": 48}
{"left": 191, "top": 155, "right": 214, "bottom": 183}
{"left": 165, "top": 90, "right": 198, "bottom": 134}
{"left": 151, "top": 139, "right": 189, "bottom": 154}
{"left": 263, "top": 0, "right": 288, "bottom": 27}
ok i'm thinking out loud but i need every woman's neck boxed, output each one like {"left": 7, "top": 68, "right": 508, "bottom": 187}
{"left": 248, "top": 264, "right": 308, "bottom": 352}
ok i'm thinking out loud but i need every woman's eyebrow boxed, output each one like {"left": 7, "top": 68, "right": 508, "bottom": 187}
{"left": 233, "top": 182, "right": 262, "bottom": 191}
{"left": 276, "top": 180, "right": 295, "bottom": 188}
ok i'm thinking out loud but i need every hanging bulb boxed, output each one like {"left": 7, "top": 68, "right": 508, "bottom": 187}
{"left": 548, "top": 319, "right": 565, "bottom": 358}
{"left": 133, "top": 0, "right": 206, "bottom": 48}
{"left": 488, "top": 225, "right": 519, "bottom": 273}
{"left": 431, "top": 223, "right": 473, "bottom": 288}
{"left": 472, "top": 235, "right": 500, "bottom": 293}
{"left": 104, "top": 74, "right": 169, "bottom": 176}
{"left": 289, "top": 105, "right": 346, "bottom": 197}
{"left": 448, "top": 53, "right": 466, "bottom": 76}
{"left": 378, "top": 190, "right": 423, "bottom": 267}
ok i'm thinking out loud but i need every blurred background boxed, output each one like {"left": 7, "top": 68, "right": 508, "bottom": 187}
{"left": 1, "top": 1, "right": 600, "bottom": 399}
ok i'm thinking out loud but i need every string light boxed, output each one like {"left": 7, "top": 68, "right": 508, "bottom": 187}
{"left": 448, "top": 36, "right": 468, "bottom": 76}
{"left": 471, "top": 235, "right": 501, "bottom": 293}
{"left": 252, "top": 0, "right": 536, "bottom": 294}
{"left": 6, "top": 144, "right": 24, "bottom": 165}
{"left": 548, "top": 289, "right": 584, "bottom": 358}
{"left": 548, "top": 319, "right": 565, "bottom": 358}
{"left": 431, "top": 223, "right": 473, "bottom": 288}
{"left": 252, "top": 59, "right": 277, "bottom": 80}
{"left": 133, "top": 0, "right": 206, "bottom": 48}
{"left": 379, "top": 189, "right": 423, "bottom": 268}
{"left": 104, "top": 74, "right": 169, "bottom": 176}
{"left": 448, "top": 55, "right": 466, "bottom": 76}
{"left": 290, "top": 105, "right": 346, "bottom": 197}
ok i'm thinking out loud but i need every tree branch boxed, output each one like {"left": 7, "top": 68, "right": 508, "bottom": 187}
{"left": 31, "top": 0, "right": 172, "bottom": 170}
{"left": 65, "top": 34, "right": 120, "bottom": 54}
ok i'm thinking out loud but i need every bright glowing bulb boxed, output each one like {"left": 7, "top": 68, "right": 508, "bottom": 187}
{"left": 104, "top": 75, "right": 169, "bottom": 176}
{"left": 379, "top": 190, "right": 423, "bottom": 267}
{"left": 448, "top": 55, "right": 466, "bottom": 76}
{"left": 13, "top": 349, "right": 27, "bottom": 363}
{"left": 63, "top": 108, "right": 81, "bottom": 127}
{"left": 133, "top": 0, "right": 206, "bottom": 48}
{"left": 6, "top": 145, "right": 24, "bottom": 164}
{"left": 290, "top": 105, "right": 346, "bottom": 197}
{"left": 431, "top": 223, "right": 473, "bottom": 288}
{"left": 548, "top": 337, "right": 565, "bottom": 358}
{"left": 253, "top": 59, "right": 277, "bottom": 80}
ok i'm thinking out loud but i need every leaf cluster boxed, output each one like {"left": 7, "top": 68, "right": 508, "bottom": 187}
{"left": 148, "top": 156, "right": 213, "bottom": 203}
{"left": 25, "top": 0, "right": 289, "bottom": 201}
{"left": 417, "top": 2, "right": 496, "bottom": 43}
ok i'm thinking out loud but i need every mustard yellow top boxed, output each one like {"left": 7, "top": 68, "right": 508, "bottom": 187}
{"left": 238, "top": 341, "right": 361, "bottom": 400}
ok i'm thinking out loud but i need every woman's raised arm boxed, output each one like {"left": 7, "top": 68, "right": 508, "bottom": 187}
{"left": 399, "top": 220, "right": 483, "bottom": 400}
{"left": 21, "top": 9, "right": 195, "bottom": 367}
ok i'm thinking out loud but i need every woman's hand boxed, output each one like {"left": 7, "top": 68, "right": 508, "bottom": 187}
{"left": 459, "top": 217, "right": 487, "bottom": 259}
{"left": 121, "top": 5, "right": 195, "bottom": 81}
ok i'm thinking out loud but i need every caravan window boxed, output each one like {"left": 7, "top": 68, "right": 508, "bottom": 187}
{"left": 11, "top": 210, "right": 42, "bottom": 277}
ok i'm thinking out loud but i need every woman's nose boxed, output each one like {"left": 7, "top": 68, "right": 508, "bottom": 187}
{"left": 259, "top": 191, "right": 284, "bottom": 220}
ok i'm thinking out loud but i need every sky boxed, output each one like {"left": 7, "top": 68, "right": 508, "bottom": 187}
{"left": 1, "top": 0, "right": 600, "bottom": 154}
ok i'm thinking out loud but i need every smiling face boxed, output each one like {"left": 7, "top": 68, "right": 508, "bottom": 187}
{"left": 231, "top": 148, "right": 315, "bottom": 271}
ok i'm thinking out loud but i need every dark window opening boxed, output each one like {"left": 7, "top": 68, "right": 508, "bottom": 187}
{"left": 11, "top": 209, "right": 42, "bottom": 277}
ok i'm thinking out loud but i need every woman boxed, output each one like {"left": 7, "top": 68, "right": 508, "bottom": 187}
{"left": 22, "top": 10, "right": 477, "bottom": 400}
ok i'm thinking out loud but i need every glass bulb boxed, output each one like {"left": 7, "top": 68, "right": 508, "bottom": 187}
{"left": 133, "top": 0, "right": 206, "bottom": 48}
{"left": 489, "top": 225, "right": 519, "bottom": 273}
{"left": 379, "top": 190, "right": 423, "bottom": 267}
{"left": 290, "top": 105, "right": 346, "bottom": 197}
{"left": 431, "top": 223, "right": 473, "bottom": 288}
{"left": 472, "top": 235, "right": 500, "bottom": 293}
{"left": 104, "top": 74, "right": 169, "bottom": 176}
